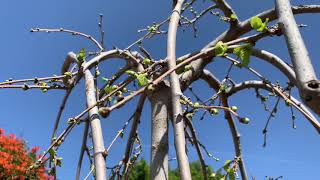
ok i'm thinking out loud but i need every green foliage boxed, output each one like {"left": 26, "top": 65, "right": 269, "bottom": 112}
{"left": 230, "top": 14, "right": 237, "bottom": 21}
{"left": 250, "top": 16, "right": 269, "bottom": 32}
{"left": 76, "top": 48, "right": 86, "bottom": 63}
{"left": 209, "top": 160, "right": 235, "bottom": 180}
{"left": 233, "top": 44, "right": 252, "bottom": 67}
{"left": 136, "top": 73, "right": 150, "bottom": 87}
{"left": 129, "top": 160, "right": 214, "bottom": 180}
{"left": 142, "top": 58, "right": 151, "bottom": 65}
{"left": 126, "top": 70, "right": 150, "bottom": 87}
{"left": 128, "top": 159, "right": 150, "bottom": 180}
{"left": 214, "top": 41, "right": 228, "bottom": 56}
{"left": 104, "top": 85, "right": 118, "bottom": 94}
{"left": 63, "top": 71, "right": 72, "bottom": 78}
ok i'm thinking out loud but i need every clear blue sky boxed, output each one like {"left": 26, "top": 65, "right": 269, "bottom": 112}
{"left": 0, "top": 0, "right": 320, "bottom": 179}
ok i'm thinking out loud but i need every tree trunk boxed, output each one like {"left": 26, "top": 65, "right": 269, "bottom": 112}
{"left": 150, "top": 86, "right": 170, "bottom": 180}
{"left": 84, "top": 70, "right": 107, "bottom": 180}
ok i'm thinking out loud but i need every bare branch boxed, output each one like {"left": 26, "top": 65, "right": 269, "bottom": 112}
{"left": 76, "top": 120, "right": 90, "bottom": 180}
{"left": 200, "top": 69, "right": 248, "bottom": 180}
{"left": 185, "top": 118, "right": 208, "bottom": 180}
{"left": 227, "top": 80, "right": 320, "bottom": 133}
{"left": 122, "top": 94, "right": 147, "bottom": 179}
{"left": 30, "top": 28, "right": 104, "bottom": 51}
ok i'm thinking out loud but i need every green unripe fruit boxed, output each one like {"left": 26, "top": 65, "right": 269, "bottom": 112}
{"left": 95, "top": 70, "right": 101, "bottom": 76}
{"left": 122, "top": 87, "right": 128, "bottom": 93}
{"left": 230, "top": 106, "right": 238, "bottom": 112}
{"left": 209, "top": 173, "right": 216, "bottom": 178}
{"left": 193, "top": 102, "right": 200, "bottom": 108}
{"left": 210, "top": 108, "right": 219, "bottom": 115}
{"left": 240, "top": 117, "right": 250, "bottom": 124}
{"left": 142, "top": 58, "right": 151, "bottom": 65}
{"left": 98, "top": 107, "right": 111, "bottom": 118}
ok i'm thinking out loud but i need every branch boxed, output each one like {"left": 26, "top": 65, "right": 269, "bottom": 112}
{"left": 213, "top": 0, "right": 239, "bottom": 26}
{"left": 227, "top": 80, "right": 320, "bottom": 133}
{"left": 251, "top": 48, "right": 296, "bottom": 84}
{"left": 51, "top": 89, "right": 72, "bottom": 141}
{"left": 122, "top": 94, "right": 146, "bottom": 179}
{"left": 167, "top": 0, "right": 192, "bottom": 179}
{"left": 83, "top": 69, "right": 106, "bottom": 179}
{"left": 185, "top": 118, "right": 208, "bottom": 180}
{"left": 30, "top": 28, "right": 104, "bottom": 51}
{"left": 76, "top": 120, "right": 89, "bottom": 180}
{"left": 200, "top": 70, "right": 248, "bottom": 180}
{"left": 275, "top": 0, "right": 320, "bottom": 115}
{"left": 180, "top": 4, "right": 320, "bottom": 89}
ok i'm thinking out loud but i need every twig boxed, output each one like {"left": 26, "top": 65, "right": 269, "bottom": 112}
{"left": 30, "top": 28, "right": 104, "bottom": 51}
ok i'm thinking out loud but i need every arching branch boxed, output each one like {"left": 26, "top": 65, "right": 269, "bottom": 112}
{"left": 227, "top": 80, "right": 320, "bottom": 133}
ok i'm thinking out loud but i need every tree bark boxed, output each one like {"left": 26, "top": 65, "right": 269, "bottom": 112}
{"left": 150, "top": 86, "right": 170, "bottom": 180}
{"left": 275, "top": 0, "right": 320, "bottom": 115}
{"left": 84, "top": 70, "right": 106, "bottom": 180}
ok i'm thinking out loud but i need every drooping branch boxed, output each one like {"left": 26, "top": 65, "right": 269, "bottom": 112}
{"left": 184, "top": 118, "right": 208, "bottom": 180}
{"left": 201, "top": 69, "right": 248, "bottom": 180}
{"left": 251, "top": 48, "right": 296, "bottom": 84}
{"left": 76, "top": 120, "right": 90, "bottom": 180}
{"left": 275, "top": 0, "right": 320, "bottom": 115}
{"left": 167, "top": 0, "right": 192, "bottom": 179}
{"left": 84, "top": 69, "right": 106, "bottom": 180}
{"left": 51, "top": 89, "right": 72, "bottom": 140}
{"left": 227, "top": 80, "right": 320, "bottom": 133}
{"left": 122, "top": 94, "right": 147, "bottom": 179}
{"left": 180, "top": 4, "right": 320, "bottom": 90}
{"left": 213, "top": 0, "right": 239, "bottom": 26}
{"left": 30, "top": 28, "right": 104, "bottom": 51}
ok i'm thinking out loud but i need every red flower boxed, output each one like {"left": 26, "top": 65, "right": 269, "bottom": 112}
{"left": 31, "top": 146, "right": 40, "bottom": 154}
{"left": 0, "top": 128, "right": 52, "bottom": 179}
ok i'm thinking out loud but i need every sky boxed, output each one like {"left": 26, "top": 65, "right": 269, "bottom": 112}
{"left": 0, "top": 0, "right": 320, "bottom": 179}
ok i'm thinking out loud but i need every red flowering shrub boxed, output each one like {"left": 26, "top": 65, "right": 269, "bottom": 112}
{"left": 0, "top": 128, "right": 51, "bottom": 179}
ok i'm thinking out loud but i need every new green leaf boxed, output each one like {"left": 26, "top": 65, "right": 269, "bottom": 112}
{"left": 233, "top": 44, "right": 252, "bottom": 67}
{"left": 77, "top": 48, "right": 86, "bottom": 63}
{"left": 136, "top": 73, "right": 149, "bottom": 87}
{"left": 214, "top": 41, "right": 228, "bottom": 56}
{"left": 250, "top": 16, "right": 268, "bottom": 32}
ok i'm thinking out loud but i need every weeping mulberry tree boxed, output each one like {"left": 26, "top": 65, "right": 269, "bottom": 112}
{"left": 0, "top": 0, "right": 320, "bottom": 179}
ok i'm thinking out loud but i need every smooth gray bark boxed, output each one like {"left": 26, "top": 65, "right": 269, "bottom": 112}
{"left": 167, "top": 0, "right": 192, "bottom": 179}
{"left": 84, "top": 70, "right": 106, "bottom": 180}
{"left": 276, "top": 0, "right": 320, "bottom": 115}
{"left": 150, "top": 86, "right": 170, "bottom": 180}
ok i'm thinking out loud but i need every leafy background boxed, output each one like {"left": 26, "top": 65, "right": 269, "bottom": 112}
{"left": 0, "top": 0, "right": 319, "bottom": 179}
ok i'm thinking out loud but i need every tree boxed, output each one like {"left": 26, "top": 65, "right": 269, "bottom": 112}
{"left": 0, "top": 128, "right": 50, "bottom": 179}
{"left": 128, "top": 159, "right": 214, "bottom": 180}
{"left": 0, "top": 0, "right": 320, "bottom": 179}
